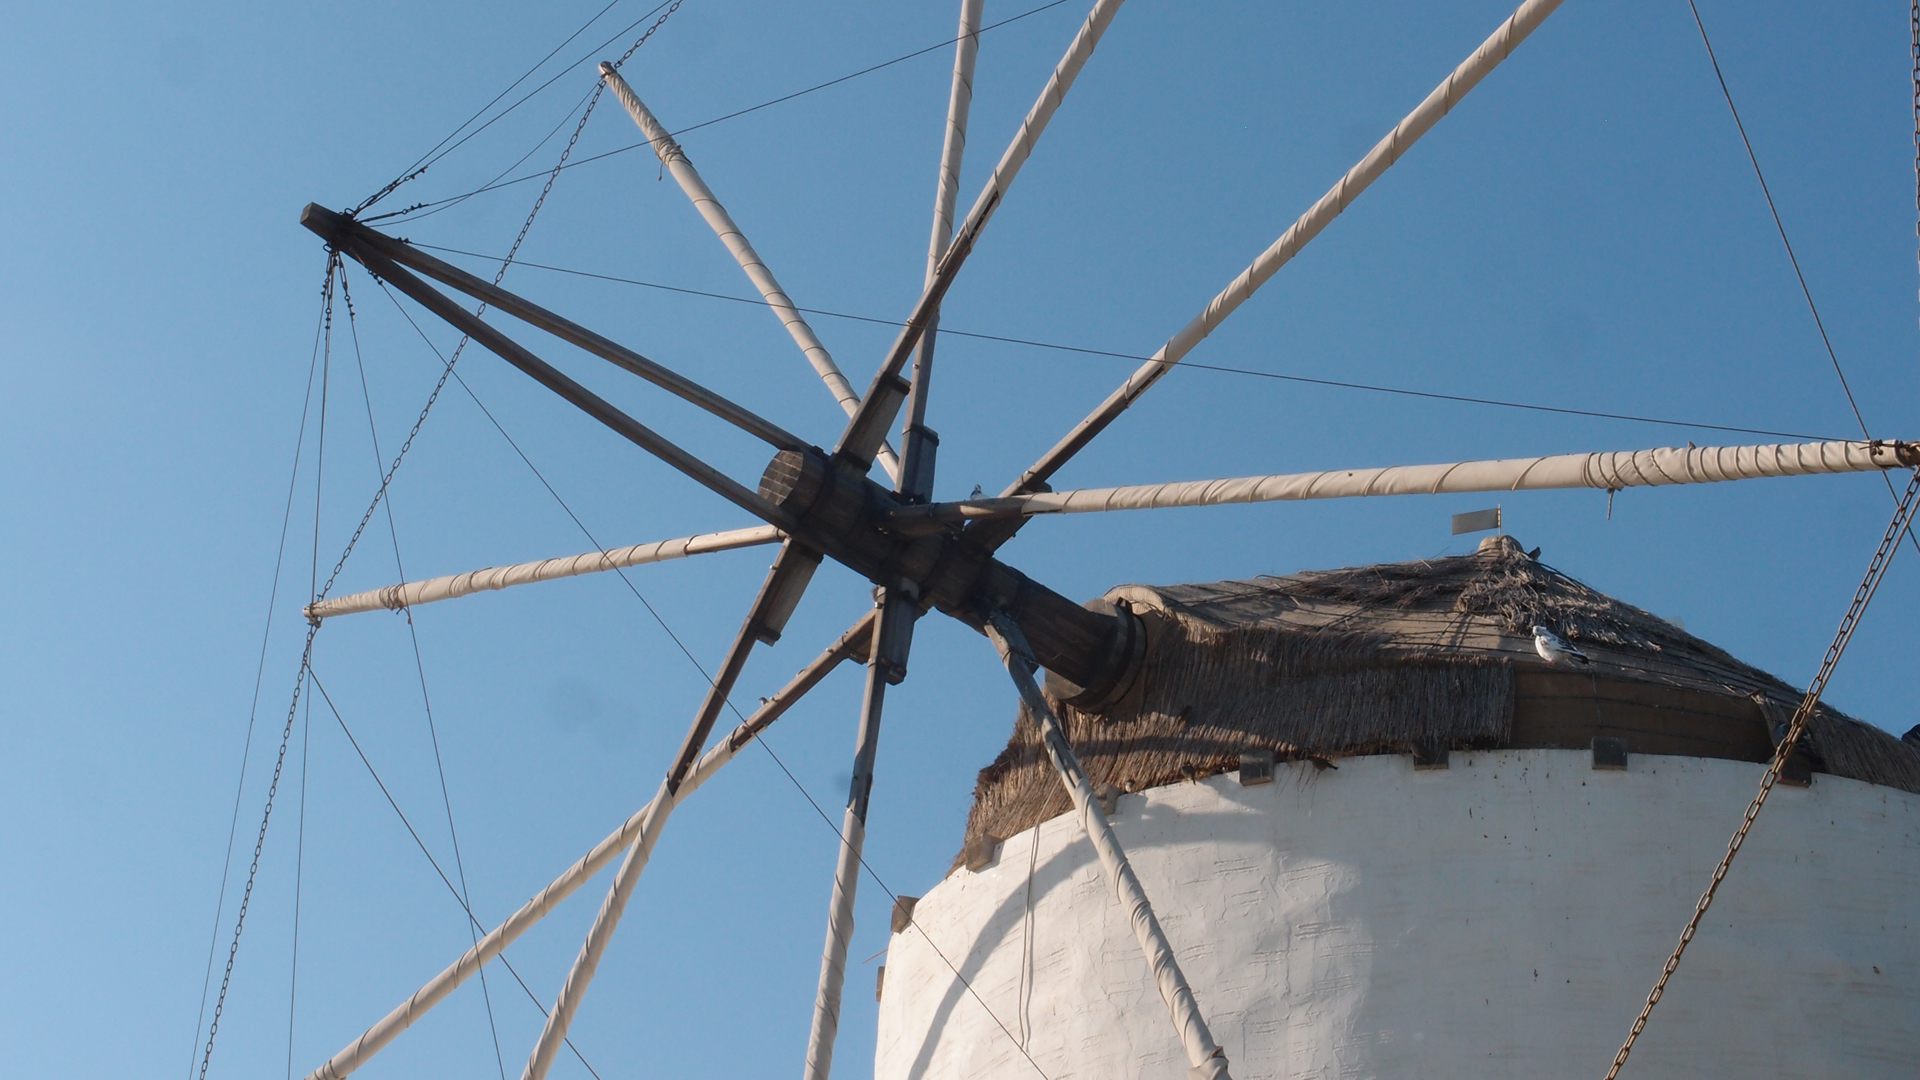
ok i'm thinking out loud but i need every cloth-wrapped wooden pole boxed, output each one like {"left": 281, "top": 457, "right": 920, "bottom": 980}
{"left": 897, "top": 0, "right": 986, "bottom": 500}
{"left": 301, "top": 613, "right": 875, "bottom": 1080}
{"left": 598, "top": 64, "right": 902, "bottom": 484}
{"left": 927, "top": 0, "right": 983, "bottom": 283}
{"left": 985, "top": 613, "right": 1231, "bottom": 1080}
{"left": 518, "top": 541, "right": 823, "bottom": 1080}
{"left": 888, "top": 440, "right": 1920, "bottom": 528}
{"left": 304, "top": 525, "right": 782, "bottom": 621}
{"left": 1007, "top": 0, "right": 1566, "bottom": 499}
{"left": 831, "top": 0, "right": 1130, "bottom": 470}
{"left": 521, "top": 777, "right": 673, "bottom": 1080}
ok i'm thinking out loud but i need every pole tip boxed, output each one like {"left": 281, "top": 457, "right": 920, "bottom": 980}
{"left": 299, "top": 202, "right": 345, "bottom": 242}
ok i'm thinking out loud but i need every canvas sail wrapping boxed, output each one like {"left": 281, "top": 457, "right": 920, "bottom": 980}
{"left": 304, "top": 525, "right": 781, "bottom": 621}
{"left": 897, "top": 440, "right": 1919, "bottom": 524}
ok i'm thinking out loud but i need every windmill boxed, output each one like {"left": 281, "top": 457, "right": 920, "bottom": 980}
{"left": 225, "top": 1, "right": 1920, "bottom": 1078}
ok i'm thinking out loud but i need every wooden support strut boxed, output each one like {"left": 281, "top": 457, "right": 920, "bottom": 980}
{"left": 986, "top": 614, "right": 1231, "bottom": 1080}
{"left": 830, "top": 0, "right": 1130, "bottom": 477}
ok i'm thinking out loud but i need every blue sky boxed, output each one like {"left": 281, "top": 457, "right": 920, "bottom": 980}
{"left": 3, "top": 1, "right": 1917, "bottom": 1078}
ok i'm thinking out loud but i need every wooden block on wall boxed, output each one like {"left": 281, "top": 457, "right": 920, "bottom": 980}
{"left": 1592, "top": 736, "right": 1628, "bottom": 771}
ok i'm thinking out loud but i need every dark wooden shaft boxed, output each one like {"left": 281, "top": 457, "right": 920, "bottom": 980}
{"left": 844, "top": 595, "right": 913, "bottom": 822}
{"left": 723, "top": 610, "right": 877, "bottom": 753}
{"left": 301, "top": 204, "right": 807, "bottom": 454}
{"left": 324, "top": 231, "right": 799, "bottom": 534}
{"left": 666, "top": 543, "right": 816, "bottom": 793}
{"left": 896, "top": 312, "right": 940, "bottom": 504}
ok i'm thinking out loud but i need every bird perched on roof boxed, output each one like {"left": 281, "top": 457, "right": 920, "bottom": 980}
{"left": 1533, "top": 625, "right": 1590, "bottom": 665}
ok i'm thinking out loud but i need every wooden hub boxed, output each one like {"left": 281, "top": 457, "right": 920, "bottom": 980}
{"left": 757, "top": 447, "right": 1141, "bottom": 702}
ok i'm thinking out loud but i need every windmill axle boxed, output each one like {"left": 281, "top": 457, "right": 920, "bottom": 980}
{"left": 757, "top": 447, "right": 1141, "bottom": 704}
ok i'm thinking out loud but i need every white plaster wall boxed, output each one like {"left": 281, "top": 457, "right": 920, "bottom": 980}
{"left": 874, "top": 750, "right": 1920, "bottom": 1079}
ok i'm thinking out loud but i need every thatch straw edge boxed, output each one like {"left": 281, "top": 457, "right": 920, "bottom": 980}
{"left": 955, "top": 611, "right": 1512, "bottom": 870}
{"left": 954, "top": 538, "right": 1920, "bottom": 869}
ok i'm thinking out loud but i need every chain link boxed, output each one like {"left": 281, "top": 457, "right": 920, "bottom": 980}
{"left": 609, "top": 0, "right": 683, "bottom": 70}
{"left": 1603, "top": 467, "right": 1920, "bottom": 1078}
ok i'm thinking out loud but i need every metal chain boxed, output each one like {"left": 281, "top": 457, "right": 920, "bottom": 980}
{"left": 198, "top": 265, "right": 334, "bottom": 1068}
{"left": 196, "top": 626, "right": 319, "bottom": 1080}
{"left": 354, "top": 0, "right": 681, "bottom": 215}
{"left": 1603, "top": 466, "right": 1920, "bottom": 1078}
{"left": 195, "top": 10, "right": 691, "bottom": 1076}
{"left": 608, "top": 0, "right": 682, "bottom": 70}
{"left": 315, "top": 0, "right": 687, "bottom": 606}
{"left": 315, "top": 51, "right": 619, "bottom": 608}
{"left": 197, "top": 262, "right": 337, "bottom": 1080}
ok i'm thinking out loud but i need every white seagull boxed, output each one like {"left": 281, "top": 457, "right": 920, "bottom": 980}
{"left": 1533, "top": 625, "right": 1591, "bottom": 665}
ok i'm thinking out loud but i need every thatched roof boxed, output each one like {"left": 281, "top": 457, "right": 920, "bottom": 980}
{"left": 957, "top": 535, "right": 1920, "bottom": 867}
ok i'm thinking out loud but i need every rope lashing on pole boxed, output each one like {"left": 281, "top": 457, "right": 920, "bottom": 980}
{"left": 597, "top": 64, "right": 904, "bottom": 483}
{"left": 1003, "top": 0, "right": 1567, "bottom": 504}
{"left": 884, "top": 440, "right": 1920, "bottom": 530}
{"left": 303, "top": 525, "right": 783, "bottom": 621}
{"left": 1602, "top": 466, "right": 1920, "bottom": 1079}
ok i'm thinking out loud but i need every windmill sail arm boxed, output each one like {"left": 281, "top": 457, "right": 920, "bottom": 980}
{"left": 889, "top": 440, "right": 1920, "bottom": 528}
{"left": 999, "top": 0, "right": 1567, "bottom": 507}
{"left": 985, "top": 613, "right": 1232, "bottom": 1080}
{"left": 303, "top": 525, "right": 784, "bottom": 622}
{"left": 521, "top": 540, "right": 824, "bottom": 1080}
{"left": 833, "top": 0, "right": 1128, "bottom": 472}
{"left": 597, "top": 66, "right": 904, "bottom": 484}
{"left": 927, "top": 0, "right": 984, "bottom": 286}
{"left": 300, "top": 611, "right": 874, "bottom": 1080}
